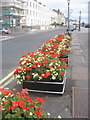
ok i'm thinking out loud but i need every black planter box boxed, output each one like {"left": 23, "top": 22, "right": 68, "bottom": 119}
{"left": 23, "top": 77, "right": 66, "bottom": 94}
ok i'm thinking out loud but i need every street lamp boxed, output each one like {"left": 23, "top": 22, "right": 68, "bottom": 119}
{"left": 67, "top": 0, "right": 70, "bottom": 35}
{"left": 78, "top": 11, "right": 81, "bottom": 31}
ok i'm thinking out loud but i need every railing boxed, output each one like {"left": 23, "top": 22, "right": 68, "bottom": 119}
{"left": 2, "top": 10, "right": 25, "bottom": 17}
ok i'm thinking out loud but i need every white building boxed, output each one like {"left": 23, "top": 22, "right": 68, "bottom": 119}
{"left": 26, "top": 0, "right": 54, "bottom": 29}
{"left": 53, "top": 9, "right": 66, "bottom": 25}
{"left": 1, "top": 0, "right": 66, "bottom": 29}
{"left": 1, "top": 0, "right": 26, "bottom": 28}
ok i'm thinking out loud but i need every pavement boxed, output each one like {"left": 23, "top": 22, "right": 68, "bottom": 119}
{"left": 69, "top": 28, "right": 88, "bottom": 118}
{"left": 0, "top": 27, "right": 88, "bottom": 119}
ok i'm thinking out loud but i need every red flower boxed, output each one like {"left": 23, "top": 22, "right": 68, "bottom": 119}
{"left": 18, "top": 101, "right": 25, "bottom": 108}
{"left": 48, "top": 66, "right": 52, "bottom": 68}
{"left": 26, "top": 75, "right": 31, "bottom": 80}
{"left": 52, "top": 59, "right": 57, "bottom": 62}
{"left": 38, "top": 111, "right": 42, "bottom": 118}
{"left": 65, "top": 59, "right": 68, "bottom": 62}
{"left": 60, "top": 58, "right": 65, "bottom": 61}
{"left": 57, "top": 66, "right": 62, "bottom": 69}
{"left": 31, "top": 65, "right": 37, "bottom": 68}
{"left": 42, "top": 60, "right": 48, "bottom": 64}
{"left": 21, "top": 88, "right": 28, "bottom": 94}
{"left": 60, "top": 72, "right": 65, "bottom": 77}
{"left": 45, "top": 72, "right": 51, "bottom": 77}
{"left": 11, "top": 106, "right": 16, "bottom": 110}
{"left": 7, "top": 106, "right": 11, "bottom": 111}
{"left": 30, "top": 102, "right": 36, "bottom": 107}
{"left": 5, "top": 91, "right": 14, "bottom": 96}
{"left": 34, "top": 110, "right": 42, "bottom": 118}
{"left": 23, "top": 67, "right": 32, "bottom": 71}
{"left": 22, "top": 107, "right": 30, "bottom": 110}
{"left": 17, "top": 113, "right": 21, "bottom": 116}
{"left": 0, "top": 88, "right": 4, "bottom": 93}
{"left": 51, "top": 53, "right": 58, "bottom": 57}
{"left": 19, "top": 60, "right": 24, "bottom": 64}
{"left": 1, "top": 101, "right": 5, "bottom": 104}
{"left": 14, "top": 68, "right": 21, "bottom": 75}
{"left": 36, "top": 97, "right": 45, "bottom": 103}
{"left": 12, "top": 101, "right": 18, "bottom": 108}
{"left": 35, "top": 62, "right": 42, "bottom": 65}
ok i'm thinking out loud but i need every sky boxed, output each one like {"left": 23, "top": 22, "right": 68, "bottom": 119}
{"left": 38, "top": 0, "right": 89, "bottom": 23}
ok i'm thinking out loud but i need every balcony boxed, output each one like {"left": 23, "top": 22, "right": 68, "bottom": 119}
{"left": 2, "top": 0, "right": 25, "bottom": 9}
{"left": 2, "top": 10, "right": 25, "bottom": 17}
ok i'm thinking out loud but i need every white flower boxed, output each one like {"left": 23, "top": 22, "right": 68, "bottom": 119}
{"left": 22, "top": 61, "right": 26, "bottom": 65}
{"left": 0, "top": 92, "right": 2, "bottom": 95}
{"left": 47, "top": 113, "right": 51, "bottom": 116}
{"left": 2, "top": 98, "right": 5, "bottom": 101}
{"left": 33, "top": 73, "right": 39, "bottom": 78}
{"left": 17, "top": 81, "right": 21, "bottom": 84}
{"left": 39, "top": 77, "right": 42, "bottom": 80}
{"left": 20, "top": 58, "right": 23, "bottom": 60}
{"left": 16, "top": 75, "right": 21, "bottom": 79}
{"left": 58, "top": 115, "right": 62, "bottom": 119}
{"left": 50, "top": 68, "right": 55, "bottom": 71}
{"left": 49, "top": 63, "right": 53, "bottom": 66}
{"left": 38, "top": 65, "right": 40, "bottom": 67}
{"left": 29, "top": 112, "right": 33, "bottom": 116}
{"left": 23, "top": 76, "right": 25, "bottom": 80}
{"left": 52, "top": 75, "right": 56, "bottom": 80}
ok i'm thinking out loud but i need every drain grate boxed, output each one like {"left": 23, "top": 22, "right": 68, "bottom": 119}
{"left": 72, "top": 87, "right": 88, "bottom": 118}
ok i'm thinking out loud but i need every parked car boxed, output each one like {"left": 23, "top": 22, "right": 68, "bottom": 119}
{"left": 67, "top": 25, "right": 76, "bottom": 31}
{"left": 0, "top": 28, "right": 10, "bottom": 34}
{"left": 85, "top": 24, "right": 90, "bottom": 28}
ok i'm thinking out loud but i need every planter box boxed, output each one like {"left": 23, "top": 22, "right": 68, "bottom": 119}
{"left": 23, "top": 76, "right": 66, "bottom": 95}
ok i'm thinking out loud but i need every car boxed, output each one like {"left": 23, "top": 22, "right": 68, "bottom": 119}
{"left": 0, "top": 28, "right": 10, "bottom": 34}
{"left": 85, "top": 24, "right": 90, "bottom": 28}
{"left": 67, "top": 25, "right": 75, "bottom": 31}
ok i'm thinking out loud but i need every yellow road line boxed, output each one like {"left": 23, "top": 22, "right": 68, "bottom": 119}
{"left": 0, "top": 36, "right": 15, "bottom": 41}
{"left": 0, "top": 70, "right": 15, "bottom": 84}
{"left": 1, "top": 77, "right": 14, "bottom": 88}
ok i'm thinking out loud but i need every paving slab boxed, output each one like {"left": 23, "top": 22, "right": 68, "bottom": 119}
{"left": 72, "top": 42, "right": 81, "bottom": 46}
{"left": 71, "top": 46, "right": 81, "bottom": 50}
{"left": 71, "top": 66, "right": 88, "bottom": 81}
{"left": 70, "top": 49, "right": 82, "bottom": 55}
{"left": 69, "top": 55, "right": 85, "bottom": 66}
{"left": 72, "top": 87, "right": 88, "bottom": 118}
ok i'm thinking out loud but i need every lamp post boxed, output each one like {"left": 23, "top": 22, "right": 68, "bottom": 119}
{"left": 78, "top": 11, "right": 81, "bottom": 31}
{"left": 67, "top": 0, "right": 70, "bottom": 35}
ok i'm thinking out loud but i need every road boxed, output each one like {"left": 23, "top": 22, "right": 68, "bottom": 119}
{"left": 2, "top": 27, "right": 66, "bottom": 78}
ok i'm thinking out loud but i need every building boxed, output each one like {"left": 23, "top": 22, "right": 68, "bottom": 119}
{"left": 26, "top": 0, "right": 55, "bottom": 29}
{"left": 53, "top": 9, "right": 66, "bottom": 25}
{"left": 0, "top": 0, "right": 66, "bottom": 30}
{"left": 0, "top": 0, "right": 26, "bottom": 29}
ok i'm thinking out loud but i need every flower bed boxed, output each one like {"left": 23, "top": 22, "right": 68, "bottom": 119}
{"left": 14, "top": 34, "right": 72, "bottom": 94}
{"left": 0, "top": 88, "right": 50, "bottom": 119}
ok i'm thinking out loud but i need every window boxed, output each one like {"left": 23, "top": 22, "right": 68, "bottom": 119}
{"left": 30, "top": 2, "right": 31, "bottom": 7}
{"left": 36, "top": 4, "right": 37, "bottom": 9}
{"left": 33, "top": 3, "right": 34, "bottom": 8}
{"left": 27, "top": 10, "right": 28, "bottom": 14}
